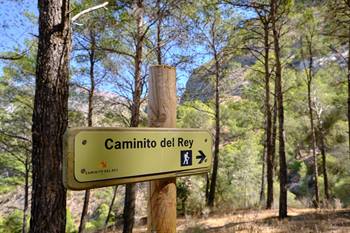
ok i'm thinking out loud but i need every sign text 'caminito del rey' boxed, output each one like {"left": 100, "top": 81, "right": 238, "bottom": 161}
{"left": 63, "top": 128, "right": 212, "bottom": 190}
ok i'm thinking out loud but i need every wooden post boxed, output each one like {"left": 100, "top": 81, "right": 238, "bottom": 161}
{"left": 147, "top": 65, "right": 177, "bottom": 233}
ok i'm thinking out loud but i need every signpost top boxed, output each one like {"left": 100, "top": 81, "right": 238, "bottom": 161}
{"left": 63, "top": 127, "right": 212, "bottom": 190}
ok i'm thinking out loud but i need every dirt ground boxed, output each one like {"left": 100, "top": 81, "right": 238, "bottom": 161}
{"left": 103, "top": 208, "right": 350, "bottom": 233}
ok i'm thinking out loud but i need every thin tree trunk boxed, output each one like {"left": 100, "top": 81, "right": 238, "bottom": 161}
{"left": 156, "top": 0, "right": 162, "bottom": 65}
{"left": 205, "top": 173, "right": 210, "bottom": 202}
{"left": 319, "top": 129, "right": 330, "bottom": 200}
{"left": 263, "top": 19, "right": 274, "bottom": 210}
{"left": 271, "top": 98, "right": 277, "bottom": 170}
{"left": 271, "top": 0, "right": 288, "bottom": 219}
{"left": 105, "top": 186, "right": 118, "bottom": 228}
{"left": 260, "top": 143, "right": 266, "bottom": 203}
{"left": 307, "top": 81, "right": 319, "bottom": 208}
{"left": 22, "top": 154, "right": 29, "bottom": 233}
{"left": 302, "top": 33, "right": 319, "bottom": 208}
{"left": 29, "top": 0, "right": 70, "bottom": 232}
{"left": 79, "top": 29, "right": 96, "bottom": 233}
{"left": 123, "top": 1, "right": 144, "bottom": 232}
{"left": 271, "top": 96, "right": 277, "bottom": 177}
{"left": 79, "top": 191, "right": 90, "bottom": 233}
{"left": 207, "top": 18, "right": 220, "bottom": 207}
{"left": 207, "top": 63, "right": 220, "bottom": 207}
{"left": 347, "top": 24, "right": 350, "bottom": 160}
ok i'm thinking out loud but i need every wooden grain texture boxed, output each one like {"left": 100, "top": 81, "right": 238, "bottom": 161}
{"left": 147, "top": 65, "right": 177, "bottom": 233}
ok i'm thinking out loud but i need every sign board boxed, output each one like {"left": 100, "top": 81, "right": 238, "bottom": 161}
{"left": 63, "top": 127, "right": 212, "bottom": 190}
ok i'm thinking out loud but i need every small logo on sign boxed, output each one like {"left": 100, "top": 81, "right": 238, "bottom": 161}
{"left": 181, "top": 150, "right": 192, "bottom": 166}
{"left": 100, "top": 161, "right": 108, "bottom": 168}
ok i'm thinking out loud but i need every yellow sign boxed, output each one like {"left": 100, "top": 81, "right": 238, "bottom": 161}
{"left": 63, "top": 128, "right": 212, "bottom": 190}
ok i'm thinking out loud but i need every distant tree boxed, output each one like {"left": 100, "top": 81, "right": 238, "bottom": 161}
{"left": 225, "top": 0, "right": 276, "bottom": 209}
{"left": 123, "top": 1, "right": 145, "bottom": 232}
{"left": 74, "top": 26, "right": 99, "bottom": 233}
{"left": 325, "top": 0, "right": 350, "bottom": 159}
{"left": 184, "top": 2, "right": 239, "bottom": 207}
{"left": 299, "top": 8, "right": 320, "bottom": 208}
{"left": 270, "top": 0, "right": 291, "bottom": 219}
{"left": 101, "top": 1, "right": 149, "bottom": 231}
{"left": 0, "top": 60, "right": 34, "bottom": 233}
{"left": 246, "top": 2, "right": 275, "bottom": 209}
{"left": 314, "top": 100, "right": 330, "bottom": 201}
{"left": 71, "top": 4, "right": 110, "bottom": 231}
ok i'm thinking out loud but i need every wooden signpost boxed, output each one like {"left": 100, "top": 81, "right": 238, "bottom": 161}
{"left": 63, "top": 65, "right": 212, "bottom": 233}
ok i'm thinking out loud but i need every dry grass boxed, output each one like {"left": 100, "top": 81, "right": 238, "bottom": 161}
{"left": 103, "top": 208, "right": 350, "bottom": 233}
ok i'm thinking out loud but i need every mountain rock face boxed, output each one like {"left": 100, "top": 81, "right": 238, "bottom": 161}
{"left": 181, "top": 55, "right": 255, "bottom": 103}
{"left": 181, "top": 49, "right": 348, "bottom": 103}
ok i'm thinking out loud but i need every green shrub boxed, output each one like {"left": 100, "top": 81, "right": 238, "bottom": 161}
{"left": 334, "top": 177, "right": 350, "bottom": 207}
{"left": 66, "top": 209, "right": 77, "bottom": 233}
{"left": 86, "top": 203, "right": 109, "bottom": 231}
{"left": 0, "top": 209, "right": 23, "bottom": 233}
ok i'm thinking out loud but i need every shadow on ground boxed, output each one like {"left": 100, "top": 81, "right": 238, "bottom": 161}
{"left": 183, "top": 209, "right": 350, "bottom": 233}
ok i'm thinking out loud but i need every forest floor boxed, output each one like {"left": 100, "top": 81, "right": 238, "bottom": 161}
{"left": 101, "top": 208, "right": 350, "bottom": 233}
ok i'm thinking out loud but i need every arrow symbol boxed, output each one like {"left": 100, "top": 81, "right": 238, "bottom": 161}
{"left": 196, "top": 150, "right": 206, "bottom": 164}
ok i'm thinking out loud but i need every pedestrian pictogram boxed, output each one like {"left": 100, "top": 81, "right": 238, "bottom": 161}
{"left": 181, "top": 150, "right": 192, "bottom": 166}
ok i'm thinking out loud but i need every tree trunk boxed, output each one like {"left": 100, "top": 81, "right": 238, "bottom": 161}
{"left": 30, "top": 0, "right": 70, "bottom": 232}
{"left": 271, "top": 0, "right": 288, "bottom": 219}
{"left": 105, "top": 186, "right": 118, "bottom": 228}
{"left": 271, "top": 98, "right": 277, "bottom": 174}
{"left": 318, "top": 128, "right": 330, "bottom": 200}
{"left": 79, "top": 29, "right": 96, "bottom": 233}
{"left": 264, "top": 20, "right": 274, "bottom": 210}
{"left": 22, "top": 154, "right": 29, "bottom": 233}
{"left": 348, "top": 24, "right": 350, "bottom": 160}
{"left": 207, "top": 24, "right": 220, "bottom": 207}
{"left": 156, "top": 0, "right": 162, "bottom": 65}
{"left": 78, "top": 190, "right": 90, "bottom": 233}
{"left": 260, "top": 143, "right": 266, "bottom": 203}
{"left": 302, "top": 33, "right": 319, "bottom": 208}
{"left": 123, "top": 184, "right": 137, "bottom": 233}
{"left": 123, "top": 1, "right": 144, "bottom": 232}
{"left": 205, "top": 173, "right": 210, "bottom": 202}
{"left": 307, "top": 81, "right": 319, "bottom": 208}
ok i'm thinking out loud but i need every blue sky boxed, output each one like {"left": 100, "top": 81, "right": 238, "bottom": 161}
{"left": 0, "top": 0, "right": 196, "bottom": 90}
{"left": 0, "top": 0, "right": 38, "bottom": 52}
{"left": 0, "top": 1, "right": 253, "bottom": 92}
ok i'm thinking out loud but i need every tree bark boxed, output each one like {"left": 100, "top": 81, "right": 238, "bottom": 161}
{"left": 123, "top": 184, "right": 137, "bottom": 233}
{"left": 123, "top": 1, "right": 144, "bottom": 232}
{"left": 30, "top": 0, "right": 70, "bottom": 232}
{"left": 271, "top": 0, "right": 288, "bottom": 219}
